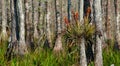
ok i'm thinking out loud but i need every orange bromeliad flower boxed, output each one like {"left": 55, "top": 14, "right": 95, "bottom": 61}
{"left": 86, "top": 7, "right": 91, "bottom": 17}
{"left": 72, "top": 11, "right": 79, "bottom": 20}
{"left": 64, "top": 16, "right": 69, "bottom": 26}
{"left": 74, "top": 11, "right": 79, "bottom": 20}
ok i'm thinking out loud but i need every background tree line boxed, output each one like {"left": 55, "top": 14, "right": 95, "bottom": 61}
{"left": 0, "top": 0, "right": 120, "bottom": 66}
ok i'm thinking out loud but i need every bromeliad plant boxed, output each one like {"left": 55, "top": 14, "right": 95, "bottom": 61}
{"left": 63, "top": 11, "right": 95, "bottom": 44}
{"left": 63, "top": 9, "right": 95, "bottom": 60}
{"left": 64, "top": 14, "right": 83, "bottom": 41}
{"left": 63, "top": 10, "right": 95, "bottom": 64}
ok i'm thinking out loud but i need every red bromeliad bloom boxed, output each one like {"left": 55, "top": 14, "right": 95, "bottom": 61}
{"left": 72, "top": 11, "right": 79, "bottom": 21}
{"left": 74, "top": 11, "right": 79, "bottom": 20}
{"left": 86, "top": 7, "right": 91, "bottom": 17}
{"left": 64, "top": 16, "right": 69, "bottom": 26}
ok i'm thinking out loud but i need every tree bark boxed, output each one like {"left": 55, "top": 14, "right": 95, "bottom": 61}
{"left": 79, "top": 0, "right": 84, "bottom": 22}
{"left": 80, "top": 38, "right": 87, "bottom": 66}
{"left": 101, "top": 0, "right": 107, "bottom": 40}
{"left": 61, "top": 0, "right": 67, "bottom": 30}
{"left": 24, "top": 0, "right": 34, "bottom": 49}
{"left": 93, "top": 0, "right": 103, "bottom": 66}
{"left": 17, "top": 0, "right": 28, "bottom": 55}
{"left": 115, "top": 0, "right": 120, "bottom": 49}
{"left": 53, "top": 0, "right": 63, "bottom": 52}
{"left": 6, "top": 0, "right": 18, "bottom": 59}
{"left": 46, "top": 0, "right": 52, "bottom": 48}
{"left": 106, "top": 0, "right": 116, "bottom": 40}
{"left": 79, "top": 0, "right": 87, "bottom": 66}
{"left": 33, "top": 0, "right": 39, "bottom": 39}
{"left": 1, "top": 0, "right": 7, "bottom": 41}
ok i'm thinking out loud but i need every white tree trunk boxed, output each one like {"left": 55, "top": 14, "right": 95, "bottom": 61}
{"left": 17, "top": 0, "right": 28, "bottom": 55}
{"left": 33, "top": 0, "right": 39, "bottom": 39}
{"left": 79, "top": 0, "right": 84, "bottom": 22}
{"left": 79, "top": 0, "right": 87, "bottom": 66}
{"left": 93, "top": 0, "right": 103, "bottom": 66}
{"left": 116, "top": 0, "right": 120, "bottom": 49}
{"left": 1, "top": 0, "right": 7, "bottom": 40}
{"left": 46, "top": 0, "right": 52, "bottom": 48}
{"left": 53, "top": 0, "right": 63, "bottom": 52}
{"left": 54, "top": 34, "right": 63, "bottom": 52}
{"left": 80, "top": 38, "right": 87, "bottom": 66}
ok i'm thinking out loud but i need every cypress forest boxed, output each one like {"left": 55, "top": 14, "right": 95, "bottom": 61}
{"left": 0, "top": 0, "right": 120, "bottom": 66}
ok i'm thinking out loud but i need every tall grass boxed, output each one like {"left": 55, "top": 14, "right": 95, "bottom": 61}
{"left": 0, "top": 40, "right": 120, "bottom": 66}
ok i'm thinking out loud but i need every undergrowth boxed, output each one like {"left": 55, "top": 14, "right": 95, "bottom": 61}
{"left": 0, "top": 41, "right": 120, "bottom": 66}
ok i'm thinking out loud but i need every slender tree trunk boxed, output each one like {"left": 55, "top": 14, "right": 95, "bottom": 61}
{"left": 17, "top": 0, "right": 28, "bottom": 55}
{"left": 39, "top": 1, "right": 44, "bottom": 36}
{"left": 25, "top": 0, "right": 34, "bottom": 49}
{"left": 33, "top": 0, "right": 39, "bottom": 39}
{"left": 53, "top": 0, "right": 63, "bottom": 52}
{"left": 6, "top": 0, "right": 18, "bottom": 59}
{"left": 6, "top": 0, "right": 11, "bottom": 30}
{"left": 46, "top": 0, "right": 52, "bottom": 48}
{"left": 1, "top": 0, "right": 7, "bottom": 41}
{"left": 106, "top": 0, "right": 116, "bottom": 40}
{"left": 79, "top": 0, "right": 84, "bottom": 22}
{"left": 61, "top": 0, "right": 67, "bottom": 30}
{"left": 80, "top": 38, "right": 87, "bottom": 66}
{"left": 115, "top": 0, "right": 120, "bottom": 49}
{"left": 10, "top": 0, "right": 17, "bottom": 43}
{"left": 79, "top": 0, "right": 87, "bottom": 66}
{"left": 0, "top": 1, "right": 1, "bottom": 26}
{"left": 101, "top": 0, "right": 107, "bottom": 40}
{"left": 93, "top": 0, "right": 103, "bottom": 66}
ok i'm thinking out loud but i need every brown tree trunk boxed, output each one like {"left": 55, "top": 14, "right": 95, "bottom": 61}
{"left": 106, "top": 0, "right": 116, "bottom": 40}
{"left": 61, "top": 0, "right": 67, "bottom": 30}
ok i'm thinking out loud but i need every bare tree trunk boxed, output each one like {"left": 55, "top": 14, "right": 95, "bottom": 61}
{"left": 46, "top": 0, "right": 52, "bottom": 48}
{"left": 10, "top": 0, "right": 17, "bottom": 43}
{"left": 33, "top": 0, "right": 39, "bottom": 39}
{"left": 79, "top": 0, "right": 87, "bottom": 66}
{"left": 61, "top": 0, "right": 67, "bottom": 30}
{"left": 0, "top": 1, "right": 1, "bottom": 26}
{"left": 106, "top": 0, "right": 116, "bottom": 40}
{"left": 6, "top": 0, "right": 18, "bottom": 59}
{"left": 80, "top": 38, "right": 87, "bottom": 66}
{"left": 79, "top": 0, "right": 84, "bottom": 22}
{"left": 1, "top": 0, "right": 8, "bottom": 41}
{"left": 17, "top": 0, "right": 28, "bottom": 55}
{"left": 101, "top": 0, "right": 107, "bottom": 40}
{"left": 6, "top": 0, "right": 11, "bottom": 30}
{"left": 93, "top": 0, "right": 103, "bottom": 66}
{"left": 53, "top": 0, "right": 63, "bottom": 52}
{"left": 25, "top": 0, "right": 34, "bottom": 49}
{"left": 115, "top": 0, "right": 120, "bottom": 49}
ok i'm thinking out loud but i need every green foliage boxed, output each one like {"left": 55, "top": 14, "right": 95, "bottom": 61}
{"left": 64, "top": 15, "right": 95, "bottom": 43}
{"left": 0, "top": 41, "right": 120, "bottom": 66}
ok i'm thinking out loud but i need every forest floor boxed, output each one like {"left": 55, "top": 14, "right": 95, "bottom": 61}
{"left": 0, "top": 41, "right": 120, "bottom": 66}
